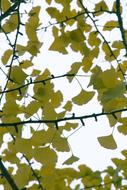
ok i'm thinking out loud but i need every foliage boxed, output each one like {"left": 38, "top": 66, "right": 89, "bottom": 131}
{"left": 0, "top": 0, "right": 127, "bottom": 189}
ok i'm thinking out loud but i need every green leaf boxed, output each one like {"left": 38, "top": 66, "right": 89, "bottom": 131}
{"left": 97, "top": 134, "right": 117, "bottom": 149}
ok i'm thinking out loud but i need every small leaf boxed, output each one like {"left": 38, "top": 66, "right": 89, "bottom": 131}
{"left": 103, "top": 21, "right": 118, "bottom": 31}
{"left": 1, "top": 49, "right": 13, "bottom": 65}
{"left": 10, "top": 66, "right": 27, "bottom": 84}
{"left": 63, "top": 155, "right": 79, "bottom": 165}
{"left": 97, "top": 134, "right": 117, "bottom": 149}
{"left": 72, "top": 90, "right": 95, "bottom": 105}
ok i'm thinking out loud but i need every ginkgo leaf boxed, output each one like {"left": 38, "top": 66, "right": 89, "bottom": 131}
{"left": 103, "top": 21, "right": 118, "bottom": 31}
{"left": 63, "top": 101, "right": 72, "bottom": 111}
{"left": 72, "top": 90, "right": 95, "bottom": 105}
{"left": 10, "top": 66, "right": 27, "bottom": 84}
{"left": 67, "top": 62, "right": 82, "bottom": 82}
{"left": 118, "top": 124, "right": 127, "bottom": 135}
{"left": 101, "top": 68, "right": 118, "bottom": 88}
{"left": 97, "top": 134, "right": 117, "bottom": 149}
{"left": 34, "top": 147, "right": 57, "bottom": 165}
{"left": 94, "top": 1, "right": 108, "bottom": 16}
{"left": 52, "top": 134, "right": 70, "bottom": 152}
{"left": 64, "top": 122, "right": 78, "bottom": 131}
{"left": 20, "top": 60, "right": 33, "bottom": 69}
{"left": 63, "top": 155, "right": 79, "bottom": 165}
{"left": 1, "top": 0, "right": 11, "bottom": 12}
{"left": 2, "top": 14, "right": 18, "bottom": 33}
{"left": 1, "top": 49, "right": 13, "bottom": 65}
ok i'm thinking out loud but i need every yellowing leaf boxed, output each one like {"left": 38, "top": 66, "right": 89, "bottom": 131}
{"left": 1, "top": 0, "right": 11, "bottom": 12}
{"left": 13, "top": 164, "right": 31, "bottom": 188}
{"left": 64, "top": 122, "right": 78, "bottom": 131}
{"left": 24, "top": 101, "right": 40, "bottom": 118}
{"left": 103, "top": 21, "right": 118, "bottom": 31}
{"left": 2, "top": 14, "right": 18, "bottom": 33}
{"left": 88, "top": 32, "right": 101, "bottom": 47}
{"left": 27, "top": 40, "right": 43, "bottom": 56}
{"left": 10, "top": 66, "right": 27, "bottom": 84}
{"left": 67, "top": 62, "right": 82, "bottom": 82}
{"left": 69, "top": 29, "right": 85, "bottom": 43}
{"left": 101, "top": 68, "right": 118, "bottom": 88}
{"left": 97, "top": 134, "right": 117, "bottom": 149}
{"left": 1, "top": 49, "right": 13, "bottom": 65}
{"left": 34, "top": 147, "right": 57, "bottom": 165}
{"left": 20, "top": 60, "right": 33, "bottom": 69}
{"left": 49, "top": 35, "right": 69, "bottom": 54}
{"left": 63, "top": 101, "right": 72, "bottom": 111}
{"left": 94, "top": 1, "right": 108, "bottom": 16}
{"left": 72, "top": 90, "right": 95, "bottom": 105}
{"left": 52, "top": 133, "right": 70, "bottom": 152}
{"left": 63, "top": 155, "right": 79, "bottom": 165}
{"left": 82, "top": 56, "right": 93, "bottom": 73}
{"left": 118, "top": 124, "right": 127, "bottom": 135}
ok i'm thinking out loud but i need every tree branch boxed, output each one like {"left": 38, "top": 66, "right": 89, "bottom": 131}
{"left": 0, "top": 108, "right": 126, "bottom": 127}
{"left": 116, "top": 0, "right": 127, "bottom": 56}
{"left": 0, "top": 158, "right": 19, "bottom": 190}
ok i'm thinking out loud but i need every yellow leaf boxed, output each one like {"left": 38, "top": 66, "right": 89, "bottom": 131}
{"left": 67, "top": 62, "right": 82, "bottom": 82}
{"left": 64, "top": 122, "right": 78, "bottom": 131}
{"left": 63, "top": 101, "right": 72, "bottom": 111}
{"left": 82, "top": 56, "right": 93, "bottom": 72}
{"left": 101, "top": 68, "right": 118, "bottom": 88}
{"left": 27, "top": 40, "right": 43, "bottom": 56}
{"left": 94, "top": 1, "right": 108, "bottom": 16}
{"left": 52, "top": 133, "right": 70, "bottom": 152}
{"left": 13, "top": 164, "right": 31, "bottom": 188}
{"left": 2, "top": 14, "right": 18, "bottom": 33}
{"left": 63, "top": 155, "right": 79, "bottom": 165}
{"left": 1, "top": 0, "right": 11, "bottom": 12}
{"left": 69, "top": 29, "right": 85, "bottom": 43}
{"left": 88, "top": 32, "right": 101, "bottom": 47}
{"left": 24, "top": 101, "right": 40, "bottom": 118}
{"left": 1, "top": 49, "right": 13, "bottom": 65}
{"left": 97, "top": 134, "right": 117, "bottom": 149}
{"left": 20, "top": 60, "right": 33, "bottom": 69}
{"left": 10, "top": 66, "right": 27, "bottom": 84}
{"left": 49, "top": 36, "right": 69, "bottom": 54}
{"left": 34, "top": 147, "right": 57, "bottom": 165}
{"left": 103, "top": 21, "right": 118, "bottom": 31}
{"left": 72, "top": 90, "right": 95, "bottom": 105}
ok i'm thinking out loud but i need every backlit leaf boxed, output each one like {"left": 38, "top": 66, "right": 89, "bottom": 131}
{"left": 97, "top": 134, "right": 117, "bottom": 149}
{"left": 72, "top": 90, "right": 95, "bottom": 105}
{"left": 63, "top": 155, "right": 79, "bottom": 165}
{"left": 1, "top": 49, "right": 13, "bottom": 65}
{"left": 10, "top": 66, "right": 27, "bottom": 84}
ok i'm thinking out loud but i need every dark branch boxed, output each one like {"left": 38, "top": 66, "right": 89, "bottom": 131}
{"left": 0, "top": 158, "right": 19, "bottom": 190}
{"left": 116, "top": 0, "right": 127, "bottom": 56}
{"left": 0, "top": 108, "right": 127, "bottom": 127}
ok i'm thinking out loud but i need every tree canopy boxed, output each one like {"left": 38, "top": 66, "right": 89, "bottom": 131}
{"left": 0, "top": 0, "right": 127, "bottom": 189}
